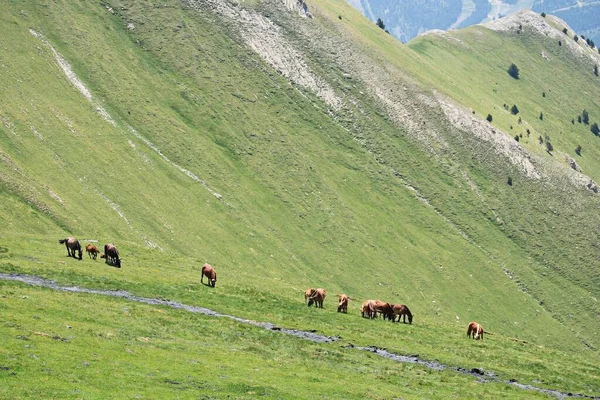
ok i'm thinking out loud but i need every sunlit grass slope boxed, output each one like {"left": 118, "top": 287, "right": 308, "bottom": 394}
{"left": 1, "top": 0, "right": 599, "bottom": 398}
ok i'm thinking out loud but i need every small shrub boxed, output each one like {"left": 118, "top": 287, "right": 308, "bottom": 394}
{"left": 544, "top": 135, "right": 553, "bottom": 152}
{"left": 563, "top": 27, "right": 568, "bottom": 34}
{"left": 541, "top": 12, "right": 546, "bottom": 17}
{"left": 595, "top": 65, "right": 598, "bottom": 76}
{"left": 591, "top": 123, "right": 600, "bottom": 136}
{"left": 558, "top": 40, "right": 562, "bottom": 46}
{"left": 575, "top": 145, "right": 582, "bottom": 155}
{"left": 542, "top": 91, "right": 546, "bottom": 97}
{"left": 582, "top": 110, "right": 589, "bottom": 125}
{"left": 507, "top": 63, "right": 520, "bottom": 79}
{"left": 574, "top": 35, "right": 579, "bottom": 42}
{"left": 486, "top": 114, "right": 493, "bottom": 122}
{"left": 539, "top": 112, "right": 544, "bottom": 120}
{"left": 376, "top": 18, "right": 386, "bottom": 30}
{"left": 526, "top": 129, "right": 530, "bottom": 136}
{"left": 571, "top": 118, "right": 575, "bottom": 124}
{"left": 511, "top": 104, "right": 519, "bottom": 115}
{"left": 578, "top": 115, "right": 582, "bottom": 123}
{"left": 338, "top": 15, "right": 342, "bottom": 20}
{"left": 507, "top": 176, "right": 513, "bottom": 186}
{"left": 514, "top": 135, "right": 519, "bottom": 141}
{"left": 538, "top": 135, "right": 544, "bottom": 144}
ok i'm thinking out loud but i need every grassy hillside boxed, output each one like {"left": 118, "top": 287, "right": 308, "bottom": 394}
{"left": 1, "top": 1, "right": 599, "bottom": 398}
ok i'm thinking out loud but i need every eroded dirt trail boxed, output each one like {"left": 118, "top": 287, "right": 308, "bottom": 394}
{"left": 1, "top": 273, "right": 597, "bottom": 399}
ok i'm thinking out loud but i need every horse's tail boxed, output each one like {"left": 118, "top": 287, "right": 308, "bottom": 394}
{"left": 59, "top": 238, "right": 66, "bottom": 244}
{"left": 483, "top": 331, "right": 493, "bottom": 335}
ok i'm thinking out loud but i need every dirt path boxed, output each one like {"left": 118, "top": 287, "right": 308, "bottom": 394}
{"left": 1, "top": 273, "right": 597, "bottom": 399}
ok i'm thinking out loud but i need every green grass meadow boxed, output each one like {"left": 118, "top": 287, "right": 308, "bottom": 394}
{"left": 1, "top": 0, "right": 600, "bottom": 398}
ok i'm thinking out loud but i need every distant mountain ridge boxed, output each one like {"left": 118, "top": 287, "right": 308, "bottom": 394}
{"left": 346, "top": 0, "right": 600, "bottom": 44}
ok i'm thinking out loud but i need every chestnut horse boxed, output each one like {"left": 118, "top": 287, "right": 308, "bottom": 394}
{"left": 361, "top": 300, "right": 377, "bottom": 319}
{"left": 100, "top": 243, "right": 121, "bottom": 268}
{"left": 373, "top": 300, "right": 395, "bottom": 320}
{"left": 467, "top": 321, "right": 485, "bottom": 340}
{"left": 201, "top": 263, "right": 217, "bottom": 287}
{"left": 307, "top": 288, "right": 326, "bottom": 308}
{"left": 304, "top": 288, "right": 316, "bottom": 305}
{"left": 337, "top": 294, "right": 349, "bottom": 313}
{"left": 86, "top": 244, "right": 99, "bottom": 260}
{"left": 58, "top": 237, "right": 82, "bottom": 260}
{"left": 391, "top": 304, "right": 413, "bottom": 324}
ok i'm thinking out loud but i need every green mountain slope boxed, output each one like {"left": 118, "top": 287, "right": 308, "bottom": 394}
{"left": 1, "top": 1, "right": 599, "bottom": 398}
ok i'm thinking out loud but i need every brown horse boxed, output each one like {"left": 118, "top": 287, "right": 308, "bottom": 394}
{"left": 307, "top": 288, "right": 326, "bottom": 308}
{"left": 201, "top": 263, "right": 217, "bottom": 287}
{"left": 304, "top": 288, "right": 316, "bottom": 305}
{"left": 85, "top": 244, "right": 99, "bottom": 260}
{"left": 361, "top": 300, "right": 377, "bottom": 319}
{"left": 100, "top": 243, "right": 121, "bottom": 268}
{"left": 337, "top": 294, "right": 349, "bottom": 313}
{"left": 467, "top": 321, "right": 485, "bottom": 340}
{"left": 373, "top": 300, "right": 395, "bottom": 320}
{"left": 58, "top": 237, "right": 82, "bottom": 260}
{"left": 391, "top": 304, "right": 413, "bottom": 324}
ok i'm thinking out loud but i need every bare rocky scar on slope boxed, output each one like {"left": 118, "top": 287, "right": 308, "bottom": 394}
{"left": 1, "top": 273, "right": 598, "bottom": 399}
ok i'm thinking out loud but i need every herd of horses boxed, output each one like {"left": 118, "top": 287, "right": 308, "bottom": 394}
{"left": 304, "top": 287, "right": 487, "bottom": 339}
{"left": 58, "top": 237, "right": 121, "bottom": 268}
{"left": 58, "top": 237, "right": 485, "bottom": 339}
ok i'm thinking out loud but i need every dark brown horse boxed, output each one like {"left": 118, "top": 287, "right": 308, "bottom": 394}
{"left": 307, "top": 288, "right": 326, "bottom": 308}
{"left": 201, "top": 263, "right": 217, "bottom": 287}
{"left": 100, "top": 243, "right": 121, "bottom": 268}
{"left": 391, "top": 304, "right": 413, "bottom": 324}
{"left": 85, "top": 244, "right": 99, "bottom": 260}
{"left": 58, "top": 237, "right": 82, "bottom": 260}
{"left": 467, "top": 321, "right": 485, "bottom": 340}
{"left": 337, "top": 294, "right": 349, "bottom": 313}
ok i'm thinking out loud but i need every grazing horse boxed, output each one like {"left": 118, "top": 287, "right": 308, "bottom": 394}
{"left": 201, "top": 263, "right": 217, "bottom": 287}
{"left": 373, "top": 300, "right": 395, "bottom": 320}
{"left": 58, "top": 237, "right": 82, "bottom": 260}
{"left": 391, "top": 304, "right": 413, "bottom": 324}
{"left": 337, "top": 294, "right": 349, "bottom": 313}
{"left": 467, "top": 321, "right": 485, "bottom": 340}
{"left": 361, "top": 300, "right": 377, "bottom": 319}
{"left": 100, "top": 243, "right": 121, "bottom": 268}
{"left": 304, "top": 288, "right": 316, "bottom": 305}
{"left": 85, "top": 244, "right": 99, "bottom": 260}
{"left": 307, "top": 288, "right": 326, "bottom": 308}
